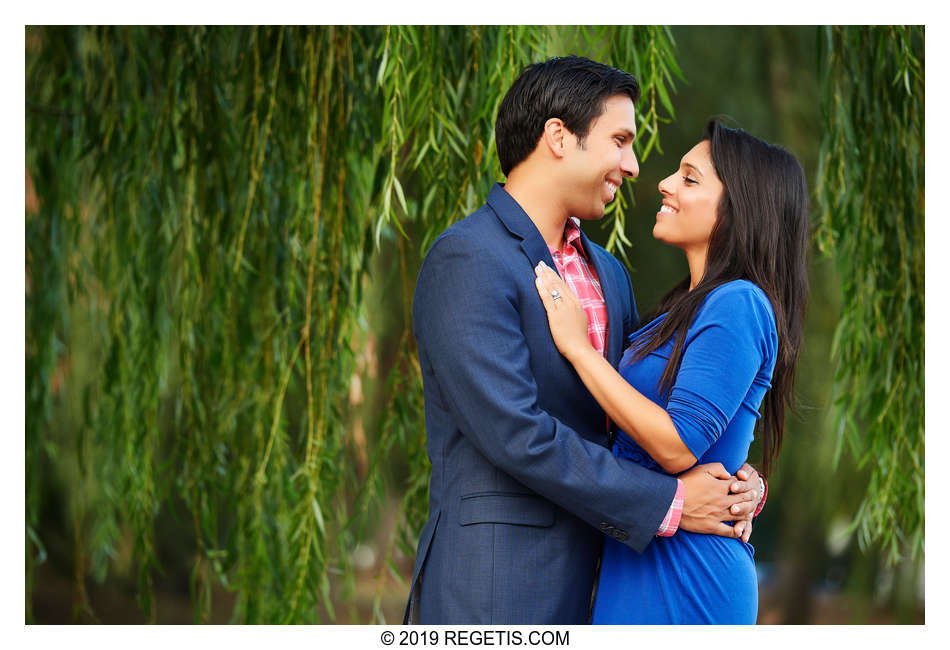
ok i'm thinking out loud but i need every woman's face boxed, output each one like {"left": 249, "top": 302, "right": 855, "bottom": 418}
{"left": 653, "top": 140, "right": 724, "bottom": 254}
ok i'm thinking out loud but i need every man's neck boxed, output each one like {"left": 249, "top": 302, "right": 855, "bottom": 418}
{"left": 503, "top": 170, "right": 569, "bottom": 252}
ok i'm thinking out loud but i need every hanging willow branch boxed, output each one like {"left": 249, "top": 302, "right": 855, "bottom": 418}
{"left": 26, "top": 26, "right": 681, "bottom": 623}
{"left": 815, "top": 26, "right": 924, "bottom": 563}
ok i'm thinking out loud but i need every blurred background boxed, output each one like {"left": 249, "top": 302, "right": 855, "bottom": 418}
{"left": 26, "top": 26, "right": 924, "bottom": 624}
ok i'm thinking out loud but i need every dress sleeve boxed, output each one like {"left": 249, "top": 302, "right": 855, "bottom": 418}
{"left": 665, "top": 284, "right": 777, "bottom": 460}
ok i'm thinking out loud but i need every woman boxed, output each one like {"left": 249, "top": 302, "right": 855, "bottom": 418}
{"left": 534, "top": 120, "right": 809, "bottom": 624}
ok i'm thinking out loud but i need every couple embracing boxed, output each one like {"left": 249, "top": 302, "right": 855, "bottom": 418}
{"left": 405, "top": 56, "right": 808, "bottom": 624}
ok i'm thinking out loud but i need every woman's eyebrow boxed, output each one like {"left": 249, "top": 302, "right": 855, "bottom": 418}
{"left": 681, "top": 161, "right": 705, "bottom": 177}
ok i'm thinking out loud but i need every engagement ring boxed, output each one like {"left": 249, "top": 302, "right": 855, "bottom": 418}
{"left": 551, "top": 290, "right": 562, "bottom": 302}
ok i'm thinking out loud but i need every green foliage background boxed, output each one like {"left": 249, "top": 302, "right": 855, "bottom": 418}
{"left": 816, "top": 26, "right": 925, "bottom": 563}
{"left": 26, "top": 25, "right": 924, "bottom": 624}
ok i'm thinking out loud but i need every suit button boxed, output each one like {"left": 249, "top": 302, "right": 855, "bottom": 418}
{"left": 600, "top": 522, "right": 610, "bottom": 531}
{"left": 614, "top": 529, "right": 628, "bottom": 542}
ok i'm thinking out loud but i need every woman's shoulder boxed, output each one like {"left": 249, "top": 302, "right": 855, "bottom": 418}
{"left": 701, "top": 280, "right": 774, "bottom": 320}
{"left": 677, "top": 281, "right": 778, "bottom": 370}
{"left": 689, "top": 280, "right": 778, "bottom": 355}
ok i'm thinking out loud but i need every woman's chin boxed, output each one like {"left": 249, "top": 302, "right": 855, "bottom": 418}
{"left": 652, "top": 230, "right": 684, "bottom": 250}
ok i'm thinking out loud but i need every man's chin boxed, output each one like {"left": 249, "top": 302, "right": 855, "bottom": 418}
{"left": 576, "top": 209, "right": 607, "bottom": 221}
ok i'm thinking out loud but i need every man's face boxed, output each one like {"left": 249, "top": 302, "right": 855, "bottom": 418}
{"left": 559, "top": 94, "right": 640, "bottom": 221}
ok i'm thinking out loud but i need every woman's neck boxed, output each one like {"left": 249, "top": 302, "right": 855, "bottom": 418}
{"left": 684, "top": 247, "right": 708, "bottom": 291}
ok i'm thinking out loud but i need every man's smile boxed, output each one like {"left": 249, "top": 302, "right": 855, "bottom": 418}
{"left": 605, "top": 178, "right": 621, "bottom": 201}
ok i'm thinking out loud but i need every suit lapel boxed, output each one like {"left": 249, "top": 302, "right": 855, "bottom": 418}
{"left": 519, "top": 233, "right": 555, "bottom": 274}
{"left": 487, "top": 184, "right": 623, "bottom": 438}
{"left": 486, "top": 184, "right": 622, "bottom": 366}
{"left": 579, "top": 228, "right": 625, "bottom": 436}
{"left": 486, "top": 183, "right": 558, "bottom": 274}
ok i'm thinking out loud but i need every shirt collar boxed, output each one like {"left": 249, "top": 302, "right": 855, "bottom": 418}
{"left": 549, "top": 217, "right": 589, "bottom": 260}
{"left": 565, "top": 218, "right": 588, "bottom": 257}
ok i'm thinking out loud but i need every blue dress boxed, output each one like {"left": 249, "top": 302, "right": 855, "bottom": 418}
{"left": 591, "top": 280, "right": 778, "bottom": 624}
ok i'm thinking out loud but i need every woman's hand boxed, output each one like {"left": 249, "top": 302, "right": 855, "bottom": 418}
{"left": 679, "top": 462, "right": 759, "bottom": 538}
{"left": 534, "top": 261, "right": 593, "bottom": 363}
{"left": 731, "top": 462, "right": 763, "bottom": 543}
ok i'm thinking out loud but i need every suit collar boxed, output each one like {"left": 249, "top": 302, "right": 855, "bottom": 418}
{"left": 486, "top": 183, "right": 555, "bottom": 271}
{"left": 487, "top": 183, "right": 624, "bottom": 365}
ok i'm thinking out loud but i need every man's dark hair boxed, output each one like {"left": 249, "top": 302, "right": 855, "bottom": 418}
{"left": 494, "top": 56, "right": 641, "bottom": 176}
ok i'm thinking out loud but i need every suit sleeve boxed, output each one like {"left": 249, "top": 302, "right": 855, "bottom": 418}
{"left": 413, "top": 234, "right": 677, "bottom": 552}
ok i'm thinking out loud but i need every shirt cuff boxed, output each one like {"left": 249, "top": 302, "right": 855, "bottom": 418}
{"left": 752, "top": 473, "right": 768, "bottom": 518}
{"left": 656, "top": 479, "right": 684, "bottom": 537}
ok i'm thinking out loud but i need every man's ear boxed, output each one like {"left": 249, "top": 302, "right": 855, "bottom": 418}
{"left": 541, "top": 117, "right": 570, "bottom": 160}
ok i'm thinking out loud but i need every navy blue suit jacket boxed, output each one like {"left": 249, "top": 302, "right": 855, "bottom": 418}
{"left": 405, "top": 184, "right": 678, "bottom": 624}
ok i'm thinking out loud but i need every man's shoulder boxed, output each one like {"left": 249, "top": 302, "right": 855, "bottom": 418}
{"left": 425, "top": 202, "right": 507, "bottom": 256}
{"left": 412, "top": 201, "right": 518, "bottom": 323}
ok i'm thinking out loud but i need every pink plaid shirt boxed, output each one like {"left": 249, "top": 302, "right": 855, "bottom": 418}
{"left": 548, "top": 218, "right": 609, "bottom": 356}
{"left": 547, "top": 218, "right": 684, "bottom": 536}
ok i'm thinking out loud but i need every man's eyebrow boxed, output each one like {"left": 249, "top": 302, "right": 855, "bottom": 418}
{"left": 682, "top": 161, "right": 705, "bottom": 177}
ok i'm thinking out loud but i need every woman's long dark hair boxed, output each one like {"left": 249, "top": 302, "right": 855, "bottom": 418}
{"left": 631, "top": 120, "right": 810, "bottom": 475}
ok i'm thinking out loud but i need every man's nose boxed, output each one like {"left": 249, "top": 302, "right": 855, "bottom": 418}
{"left": 622, "top": 148, "right": 639, "bottom": 179}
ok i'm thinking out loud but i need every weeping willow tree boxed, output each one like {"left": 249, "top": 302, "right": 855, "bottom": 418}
{"left": 26, "top": 25, "right": 683, "bottom": 623}
{"left": 815, "top": 26, "right": 925, "bottom": 563}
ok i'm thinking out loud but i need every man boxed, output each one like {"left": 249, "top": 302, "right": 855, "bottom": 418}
{"left": 405, "top": 56, "right": 764, "bottom": 624}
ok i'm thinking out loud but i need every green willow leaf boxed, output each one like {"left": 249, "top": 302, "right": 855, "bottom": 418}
{"left": 815, "top": 25, "right": 924, "bottom": 564}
